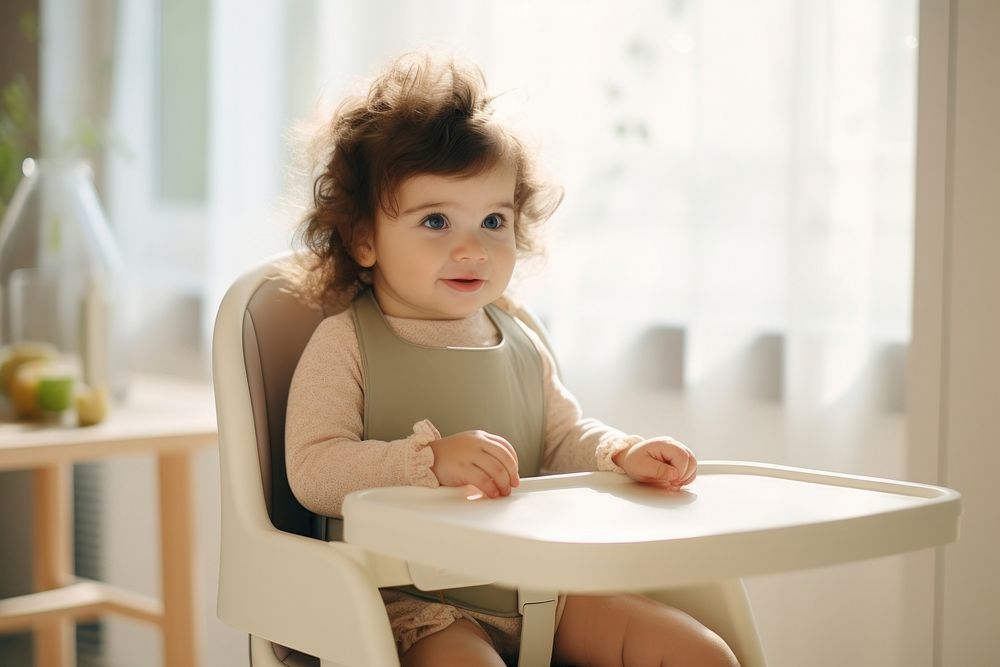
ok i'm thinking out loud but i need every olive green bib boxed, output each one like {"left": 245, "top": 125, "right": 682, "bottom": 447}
{"left": 354, "top": 289, "right": 544, "bottom": 473}
{"left": 327, "top": 289, "right": 545, "bottom": 616}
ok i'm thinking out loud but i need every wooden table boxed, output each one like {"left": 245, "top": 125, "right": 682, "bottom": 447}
{"left": 0, "top": 376, "right": 217, "bottom": 667}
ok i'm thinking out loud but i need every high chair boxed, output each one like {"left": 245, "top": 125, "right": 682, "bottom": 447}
{"left": 213, "top": 253, "right": 961, "bottom": 667}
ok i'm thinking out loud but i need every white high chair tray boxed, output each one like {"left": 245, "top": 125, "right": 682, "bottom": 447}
{"left": 343, "top": 462, "right": 960, "bottom": 593}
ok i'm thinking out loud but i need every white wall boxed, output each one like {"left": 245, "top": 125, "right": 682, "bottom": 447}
{"left": 908, "top": 0, "right": 1000, "bottom": 664}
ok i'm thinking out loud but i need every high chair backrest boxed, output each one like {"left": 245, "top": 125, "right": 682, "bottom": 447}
{"left": 216, "top": 253, "right": 404, "bottom": 666}
{"left": 236, "top": 256, "right": 324, "bottom": 536}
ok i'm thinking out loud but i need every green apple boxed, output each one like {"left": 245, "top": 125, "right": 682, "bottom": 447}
{"left": 38, "top": 374, "right": 75, "bottom": 412}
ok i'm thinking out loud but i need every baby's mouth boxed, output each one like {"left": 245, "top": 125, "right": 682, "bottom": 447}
{"left": 442, "top": 277, "right": 486, "bottom": 292}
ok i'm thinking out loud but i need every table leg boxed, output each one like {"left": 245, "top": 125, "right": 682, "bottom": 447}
{"left": 32, "top": 465, "right": 75, "bottom": 667}
{"left": 158, "top": 452, "right": 200, "bottom": 667}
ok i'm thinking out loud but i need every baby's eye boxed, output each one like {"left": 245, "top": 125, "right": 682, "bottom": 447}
{"left": 422, "top": 214, "right": 448, "bottom": 230}
{"left": 482, "top": 214, "right": 505, "bottom": 230}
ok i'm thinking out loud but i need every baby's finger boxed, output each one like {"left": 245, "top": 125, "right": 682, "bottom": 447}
{"left": 474, "top": 456, "right": 513, "bottom": 496}
{"left": 469, "top": 464, "right": 504, "bottom": 498}
{"left": 658, "top": 443, "right": 692, "bottom": 480}
{"left": 675, "top": 449, "right": 697, "bottom": 484}
{"left": 676, "top": 469, "right": 697, "bottom": 487}
{"left": 637, "top": 455, "right": 678, "bottom": 484}
{"left": 669, "top": 454, "right": 691, "bottom": 483}
{"left": 482, "top": 435, "right": 520, "bottom": 487}
{"left": 666, "top": 468, "right": 695, "bottom": 490}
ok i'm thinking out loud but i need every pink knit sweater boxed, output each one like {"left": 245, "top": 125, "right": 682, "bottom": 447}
{"left": 285, "top": 301, "right": 640, "bottom": 518}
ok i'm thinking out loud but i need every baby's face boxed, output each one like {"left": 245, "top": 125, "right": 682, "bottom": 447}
{"left": 356, "top": 165, "right": 518, "bottom": 319}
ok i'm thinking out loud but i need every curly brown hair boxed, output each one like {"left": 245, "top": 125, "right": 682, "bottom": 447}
{"left": 289, "top": 50, "right": 562, "bottom": 310}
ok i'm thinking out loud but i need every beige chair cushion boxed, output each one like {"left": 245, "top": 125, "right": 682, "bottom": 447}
{"left": 242, "top": 276, "right": 328, "bottom": 666}
{"left": 242, "top": 276, "right": 324, "bottom": 536}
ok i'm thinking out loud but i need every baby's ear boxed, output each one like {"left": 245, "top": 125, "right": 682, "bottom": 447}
{"left": 352, "top": 228, "right": 376, "bottom": 268}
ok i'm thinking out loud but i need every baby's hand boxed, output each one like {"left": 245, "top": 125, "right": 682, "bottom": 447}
{"left": 613, "top": 437, "right": 697, "bottom": 490}
{"left": 429, "top": 430, "right": 520, "bottom": 498}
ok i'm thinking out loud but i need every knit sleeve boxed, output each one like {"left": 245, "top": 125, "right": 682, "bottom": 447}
{"left": 284, "top": 312, "right": 439, "bottom": 517}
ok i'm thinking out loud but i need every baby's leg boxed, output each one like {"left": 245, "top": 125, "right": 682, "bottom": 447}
{"left": 401, "top": 618, "right": 506, "bottom": 667}
{"left": 553, "top": 594, "right": 739, "bottom": 667}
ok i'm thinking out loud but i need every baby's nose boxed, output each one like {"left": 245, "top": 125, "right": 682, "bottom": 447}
{"left": 452, "top": 234, "right": 488, "bottom": 262}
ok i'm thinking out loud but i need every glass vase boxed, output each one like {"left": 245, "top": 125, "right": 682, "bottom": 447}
{"left": 0, "top": 158, "right": 127, "bottom": 399}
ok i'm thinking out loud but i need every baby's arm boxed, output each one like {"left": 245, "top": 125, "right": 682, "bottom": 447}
{"left": 513, "top": 317, "right": 697, "bottom": 488}
{"left": 285, "top": 313, "right": 439, "bottom": 516}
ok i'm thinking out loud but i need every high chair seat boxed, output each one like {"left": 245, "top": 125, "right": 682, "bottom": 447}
{"left": 214, "top": 253, "right": 961, "bottom": 667}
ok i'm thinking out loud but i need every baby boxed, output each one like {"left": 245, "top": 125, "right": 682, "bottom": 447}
{"left": 285, "top": 50, "right": 739, "bottom": 667}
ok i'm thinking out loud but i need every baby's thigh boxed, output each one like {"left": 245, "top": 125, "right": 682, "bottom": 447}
{"left": 553, "top": 594, "right": 739, "bottom": 667}
{"left": 401, "top": 618, "right": 506, "bottom": 667}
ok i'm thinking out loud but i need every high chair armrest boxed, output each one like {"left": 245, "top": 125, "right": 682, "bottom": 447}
{"left": 218, "top": 520, "right": 403, "bottom": 666}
